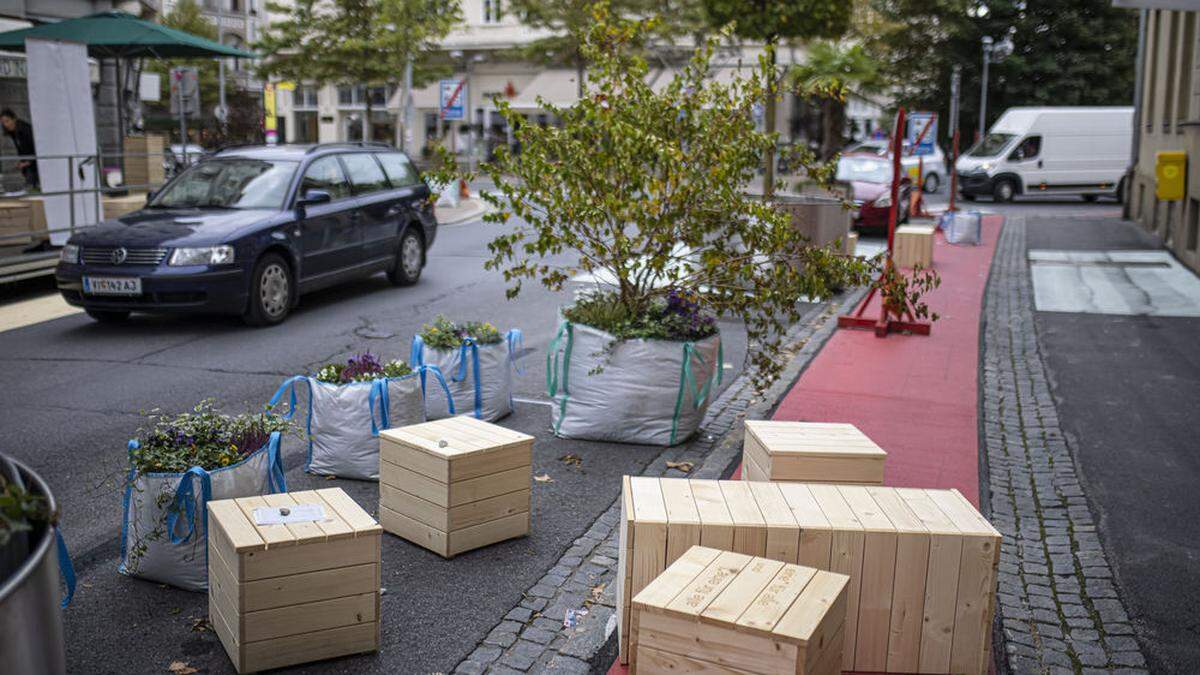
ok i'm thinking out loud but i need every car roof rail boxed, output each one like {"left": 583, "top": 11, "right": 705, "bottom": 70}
{"left": 306, "top": 141, "right": 395, "bottom": 154}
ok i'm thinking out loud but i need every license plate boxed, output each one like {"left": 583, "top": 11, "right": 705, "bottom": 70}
{"left": 83, "top": 276, "right": 142, "bottom": 296}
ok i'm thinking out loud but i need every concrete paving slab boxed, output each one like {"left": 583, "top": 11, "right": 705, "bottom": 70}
{"left": 1029, "top": 249, "right": 1200, "bottom": 316}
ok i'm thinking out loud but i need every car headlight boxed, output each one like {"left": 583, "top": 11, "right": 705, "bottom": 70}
{"left": 977, "top": 162, "right": 992, "bottom": 173}
{"left": 169, "top": 245, "right": 235, "bottom": 266}
{"left": 874, "top": 194, "right": 891, "bottom": 208}
{"left": 59, "top": 244, "right": 80, "bottom": 264}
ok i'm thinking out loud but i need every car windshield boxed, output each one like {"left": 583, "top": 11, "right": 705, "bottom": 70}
{"left": 836, "top": 156, "right": 892, "bottom": 183}
{"left": 149, "top": 159, "right": 297, "bottom": 209}
{"left": 966, "top": 133, "right": 1016, "bottom": 158}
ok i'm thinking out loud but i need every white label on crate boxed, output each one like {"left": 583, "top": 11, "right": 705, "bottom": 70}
{"left": 252, "top": 503, "right": 326, "bottom": 525}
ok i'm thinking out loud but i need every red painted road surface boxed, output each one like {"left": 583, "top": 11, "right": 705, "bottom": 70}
{"left": 608, "top": 216, "right": 1003, "bottom": 675}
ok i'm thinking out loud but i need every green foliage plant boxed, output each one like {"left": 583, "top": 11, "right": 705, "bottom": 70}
{"left": 131, "top": 400, "right": 292, "bottom": 473}
{"left": 480, "top": 6, "right": 872, "bottom": 391}
{"left": 418, "top": 315, "right": 503, "bottom": 351}
{"left": 0, "top": 474, "right": 49, "bottom": 549}
{"left": 315, "top": 353, "right": 413, "bottom": 384}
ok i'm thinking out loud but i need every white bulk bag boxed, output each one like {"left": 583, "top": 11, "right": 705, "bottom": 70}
{"left": 410, "top": 329, "right": 523, "bottom": 422}
{"left": 267, "top": 366, "right": 452, "bottom": 480}
{"left": 118, "top": 432, "right": 285, "bottom": 592}
{"left": 547, "top": 320, "right": 722, "bottom": 446}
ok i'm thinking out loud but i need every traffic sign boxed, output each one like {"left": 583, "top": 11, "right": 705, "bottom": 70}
{"left": 439, "top": 79, "right": 467, "bottom": 121}
{"left": 169, "top": 67, "right": 199, "bottom": 116}
{"left": 906, "top": 112, "right": 937, "bottom": 156}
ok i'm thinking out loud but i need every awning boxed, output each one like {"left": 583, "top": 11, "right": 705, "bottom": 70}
{"left": 0, "top": 11, "right": 256, "bottom": 59}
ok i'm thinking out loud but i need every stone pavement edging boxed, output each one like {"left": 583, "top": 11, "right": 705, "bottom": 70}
{"left": 981, "top": 217, "right": 1150, "bottom": 674}
{"left": 451, "top": 291, "right": 863, "bottom": 674}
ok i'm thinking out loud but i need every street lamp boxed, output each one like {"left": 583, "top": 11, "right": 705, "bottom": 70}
{"left": 978, "top": 35, "right": 1013, "bottom": 140}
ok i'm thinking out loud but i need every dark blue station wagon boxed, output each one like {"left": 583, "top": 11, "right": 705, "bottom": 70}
{"left": 56, "top": 142, "right": 437, "bottom": 325}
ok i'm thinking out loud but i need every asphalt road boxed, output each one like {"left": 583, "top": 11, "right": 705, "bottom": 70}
{"left": 1023, "top": 213, "right": 1200, "bottom": 673}
{"left": 0, "top": 214, "right": 750, "bottom": 674}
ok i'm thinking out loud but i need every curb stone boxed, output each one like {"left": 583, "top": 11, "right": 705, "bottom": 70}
{"left": 979, "top": 217, "right": 1149, "bottom": 675}
{"left": 451, "top": 288, "right": 864, "bottom": 674}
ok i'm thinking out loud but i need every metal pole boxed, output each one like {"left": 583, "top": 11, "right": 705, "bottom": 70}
{"left": 887, "top": 108, "right": 905, "bottom": 257}
{"left": 978, "top": 37, "right": 992, "bottom": 142}
{"left": 217, "top": 1, "right": 227, "bottom": 129}
{"left": 1125, "top": 9, "right": 1148, "bottom": 217}
{"left": 403, "top": 58, "right": 414, "bottom": 152}
{"left": 467, "top": 57, "right": 475, "bottom": 175}
{"left": 950, "top": 65, "right": 961, "bottom": 212}
{"left": 177, "top": 72, "right": 188, "bottom": 168}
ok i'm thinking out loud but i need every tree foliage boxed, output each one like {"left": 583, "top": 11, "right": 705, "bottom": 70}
{"left": 791, "top": 40, "right": 887, "bottom": 157}
{"left": 868, "top": 0, "right": 1137, "bottom": 143}
{"left": 478, "top": 6, "right": 871, "bottom": 390}
{"left": 145, "top": 0, "right": 221, "bottom": 114}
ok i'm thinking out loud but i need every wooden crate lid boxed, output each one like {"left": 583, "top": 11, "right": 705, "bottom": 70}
{"left": 896, "top": 224, "right": 937, "bottom": 235}
{"left": 379, "top": 415, "right": 534, "bottom": 460}
{"left": 744, "top": 421, "right": 886, "bottom": 459}
{"left": 207, "top": 488, "right": 381, "bottom": 553}
{"left": 632, "top": 545, "right": 849, "bottom": 646}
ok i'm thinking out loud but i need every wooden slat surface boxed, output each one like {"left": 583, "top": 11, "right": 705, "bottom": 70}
{"left": 747, "top": 481, "right": 800, "bottom": 564}
{"left": 208, "top": 499, "right": 267, "bottom": 552}
{"left": 720, "top": 480, "right": 767, "bottom": 557}
{"left": 659, "top": 478, "right": 703, "bottom": 563}
{"left": 689, "top": 480, "right": 735, "bottom": 550}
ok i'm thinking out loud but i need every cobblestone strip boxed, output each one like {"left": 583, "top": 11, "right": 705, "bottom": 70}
{"left": 982, "top": 217, "right": 1149, "bottom": 675}
{"left": 452, "top": 294, "right": 858, "bottom": 674}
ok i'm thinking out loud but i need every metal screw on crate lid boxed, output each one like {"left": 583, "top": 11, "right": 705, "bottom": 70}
{"left": 279, "top": 507, "right": 290, "bottom": 516}
{"left": 438, "top": 439, "right": 449, "bottom": 448}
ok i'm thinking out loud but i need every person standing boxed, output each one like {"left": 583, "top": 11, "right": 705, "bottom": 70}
{"left": 1, "top": 108, "right": 38, "bottom": 190}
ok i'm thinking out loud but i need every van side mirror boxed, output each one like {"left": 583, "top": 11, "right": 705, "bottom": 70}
{"left": 298, "top": 189, "right": 332, "bottom": 206}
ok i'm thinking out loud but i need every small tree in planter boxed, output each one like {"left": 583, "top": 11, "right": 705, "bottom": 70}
{"left": 410, "top": 316, "right": 524, "bottom": 421}
{"left": 478, "top": 6, "right": 873, "bottom": 445}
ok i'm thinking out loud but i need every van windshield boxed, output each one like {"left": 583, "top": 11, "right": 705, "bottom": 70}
{"left": 149, "top": 159, "right": 298, "bottom": 210}
{"left": 966, "top": 133, "right": 1016, "bottom": 158}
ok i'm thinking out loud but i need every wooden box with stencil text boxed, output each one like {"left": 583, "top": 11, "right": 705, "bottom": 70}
{"left": 618, "top": 477, "right": 1001, "bottom": 674}
{"left": 378, "top": 415, "right": 533, "bottom": 557}
{"left": 629, "top": 545, "right": 849, "bottom": 675}
{"left": 206, "top": 488, "right": 382, "bottom": 673}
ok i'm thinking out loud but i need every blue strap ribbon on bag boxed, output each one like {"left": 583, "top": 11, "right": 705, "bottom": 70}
{"left": 267, "top": 375, "right": 309, "bottom": 420}
{"left": 506, "top": 329, "right": 525, "bottom": 376}
{"left": 547, "top": 321, "right": 574, "bottom": 435}
{"left": 55, "top": 529, "right": 75, "bottom": 608}
{"left": 418, "top": 364, "right": 455, "bottom": 416}
{"left": 264, "top": 431, "right": 286, "bottom": 493}
{"left": 668, "top": 340, "right": 724, "bottom": 445}
{"left": 368, "top": 379, "right": 391, "bottom": 435}
{"left": 167, "top": 467, "right": 212, "bottom": 545}
{"left": 453, "top": 338, "right": 483, "bottom": 418}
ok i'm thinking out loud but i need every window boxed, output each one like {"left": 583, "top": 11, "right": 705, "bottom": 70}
{"left": 483, "top": 0, "right": 503, "bottom": 23}
{"left": 1178, "top": 14, "right": 1195, "bottom": 126}
{"left": 376, "top": 153, "right": 420, "bottom": 187}
{"left": 294, "top": 85, "right": 318, "bottom": 109}
{"left": 340, "top": 153, "right": 389, "bottom": 194}
{"left": 1008, "top": 136, "right": 1041, "bottom": 162}
{"left": 966, "top": 133, "right": 1015, "bottom": 158}
{"left": 149, "top": 159, "right": 297, "bottom": 210}
{"left": 300, "top": 156, "right": 351, "bottom": 200}
{"left": 1188, "top": 198, "right": 1199, "bottom": 251}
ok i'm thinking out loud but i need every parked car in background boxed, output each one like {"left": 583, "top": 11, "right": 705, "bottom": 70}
{"left": 56, "top": 142, "right": 436, "bottom": 325}
{"left": 955, "top": 107, "right": 1133, "bottom": 202}
{"left": 164, "top": 143, "right": 208, "bottom": 179}
{"left": 845, "top": 138, "right": 946, "bottom": 193}
{"left": 836, "top": 153, "right": 912, "bottom": 231}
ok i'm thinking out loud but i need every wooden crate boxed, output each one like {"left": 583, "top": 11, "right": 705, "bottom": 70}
{"left": 102, "top": 193, "right": 148, "bottom": 220}
{"left": 894, "top": 224, "right": 936, "bottom": 268}
{"left": 742, "top": 420, "right": 887, "bottom": 485}
{"left": 617, "top": 478, "right": 1001, "bottom": 674}
{"left": 123, "top": 134, "right": 165, "bottom": 187}
{"left": 378, "top": 415, "right": 533, "bottom": 557}
{"left": 629, "top": 545, "right": 849, "bottom": 675}
{"left": 206, "top": 488, "right": 382, "bottom": 674}
{"left": 0, "top": 201, "right": 35, "bottom": 246}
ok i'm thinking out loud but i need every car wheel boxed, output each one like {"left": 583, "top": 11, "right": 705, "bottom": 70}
{"left": 993, "top": 179, "right": 1017, "bottom": 203}
{"left": 85, "top": 309, "right": 130, "bottom": 323}
{"left": 923, "top": 173, "right": 940, "bottom": 193}
{"left": 243, "top": 253, "right": 293, "bottom": 327}
{"left": 387, "top": 229, "right": 424, "bottom": 286}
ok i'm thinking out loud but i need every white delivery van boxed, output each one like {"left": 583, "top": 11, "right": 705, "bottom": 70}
{"left": 955, "top": 107, "right": 1133, "bottom": 202}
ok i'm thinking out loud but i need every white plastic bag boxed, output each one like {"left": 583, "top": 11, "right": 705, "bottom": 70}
{"left": 268, "top": 366, "right": 452, "bottom": 480}
{"left": 410, "top": 329, "right": 523, "bottom": 422}
{"left": 938, "top": 210, "right": 983, "bottom": 245}
{"left": 118, "top": 432, "right": 285, "bottom": 592}
{"left": 547, "top": 320, "right": 722, "bottom": 446}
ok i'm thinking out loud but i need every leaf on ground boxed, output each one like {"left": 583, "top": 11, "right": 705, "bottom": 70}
{"left": 590, "top": 582, "right": 607, "bottom": 602}
{"left": 325, "top": 475, "right": 337, "bottom": 480}
{"left": 666, "top": 461, "right": 694, "bottom": 473}
{"left": 167, "top": 661, "right": 198, "bottom": 674}
{"left": 558, "top": 453, "right": 582, "bottom": 467}
{"left": 534, "top": 473, "right": 555, "bottom": 483}
{"left": 190, "top": 617, "right": 211, "bottom": 633}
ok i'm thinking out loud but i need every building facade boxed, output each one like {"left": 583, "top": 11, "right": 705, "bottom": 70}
{"left": 1122, "top": 1, "right": 1200, "bottom": 274}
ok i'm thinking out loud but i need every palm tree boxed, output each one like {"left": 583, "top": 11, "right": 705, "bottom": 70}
{"left": 791, "top": 40, "right": 886, "bottom": 158}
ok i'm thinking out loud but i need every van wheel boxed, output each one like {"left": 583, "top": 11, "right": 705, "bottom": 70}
{"left": 243, "top": 253, "right": 293, "bottom": 327}
{"left": 923, "top": 173, "right": 940, "bottom": 193}
{"left": 387, "top": 229, "right": 423, "bottom": 286}
{"left": 993, "top": 179, "right": 1017, "bottom": 203}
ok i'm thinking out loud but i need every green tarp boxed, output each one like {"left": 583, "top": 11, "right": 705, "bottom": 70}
{"left": 0, "top": 11, "right": 256, "bottom": 59}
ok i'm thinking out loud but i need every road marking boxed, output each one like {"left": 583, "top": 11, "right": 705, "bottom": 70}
{"left": 1029, "top": 249, "right": 1200, "bottom": 316}
{"left": 0, "top": 292, "right": 81, "bottom": 334}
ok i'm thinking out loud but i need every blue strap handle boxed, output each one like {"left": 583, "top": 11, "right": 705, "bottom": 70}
{"left": 420, "top": 364, "right": 456, "bottom": 416}
{"left": 55, "top": 529, "right": 75, "bottom": 608}
{"left": 268, "top": 375, "right": 309, "bottom": 420}
{"left": 547, "top": 320, "right": 574, "bottom": 435}
{"left": 368, "top": 379, "right": 392, "bottom": 436}
{"left": 410, "top": 334, "right": 426, "bottom": 367}
{"left": 506, "top": 329, "right": 526, "bottom": 376}
{"left": 265, "top": 431, "right": 286, "bottom": 493}
{"left": 669, "top": 342, "right": 720, "bottom": 445}
{"left": 166, "top": 467, "right": 212, "bottom": 545}
{"left": 465, "top": 340, "right": 482, "bottom": 418}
